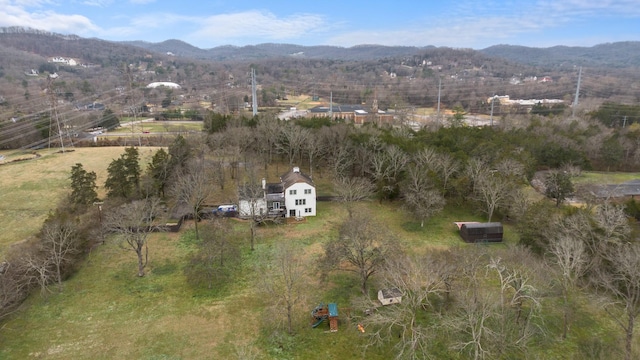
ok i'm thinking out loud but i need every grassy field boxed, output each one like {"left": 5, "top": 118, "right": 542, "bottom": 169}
{"left": 0, "top": 149, "right": 637, "bottom": 359}
{"left": 0, "top": 147, "right": 160, "bottom": 254}
{"left": 573, "top": 171, "right": 640, "bottom": 185}
{"left": 109, "top": 121, "right": 203, "bottom": 134}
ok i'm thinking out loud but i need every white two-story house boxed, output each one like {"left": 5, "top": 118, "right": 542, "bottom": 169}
{"left": 281, "top": 167, "right": 316, "bottom": 218}
{"left": 238, "top": 166, "right": 316, "bottom": 219}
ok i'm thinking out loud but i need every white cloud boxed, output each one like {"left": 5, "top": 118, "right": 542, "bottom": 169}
{"left": 129, "top": 0, "right": 155, "bottom": 4}
{"left": 188, "top": 10, "right": 329, "bottom": 45}
{"left": 0, "top": 2, "right": 101, "bottom": 33}
{"left": 81, "top": 0, "right": 112, "bottom": 7}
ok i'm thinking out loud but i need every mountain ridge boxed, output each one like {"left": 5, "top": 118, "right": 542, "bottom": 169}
{"left": 1, "top": 26, "right": 639, "bottom": 68}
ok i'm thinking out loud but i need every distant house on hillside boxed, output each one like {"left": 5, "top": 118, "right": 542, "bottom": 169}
{"left": 308, "top": 104, "right": 394, "bottom": 125}
{"left": 146, "top": 82, "right": 181, "bottom": 89}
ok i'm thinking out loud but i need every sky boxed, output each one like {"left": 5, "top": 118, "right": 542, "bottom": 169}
{"left": 1, "top": 0, "right": 639, "bottom": 49}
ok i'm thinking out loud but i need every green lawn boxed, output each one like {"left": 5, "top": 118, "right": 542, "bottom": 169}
{"left": 573, "top": 171, "right": 640, "bottom": 185}
{"left": 1, "top": 154, "right": 637, "bottom": 359}
{"left": 0, "top": 147, "right": 159, "bottom": 254}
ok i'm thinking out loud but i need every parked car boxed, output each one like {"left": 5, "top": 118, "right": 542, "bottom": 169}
{"left": 213, "top": 204, "right": 238, "bottom": 217}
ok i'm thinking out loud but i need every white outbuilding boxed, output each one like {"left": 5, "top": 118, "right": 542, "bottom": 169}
{"left": 146, "top": 82, "right": 181, "bottom": 89}
{"left": 378, "top": 288, "right": 403, "bottom": 306}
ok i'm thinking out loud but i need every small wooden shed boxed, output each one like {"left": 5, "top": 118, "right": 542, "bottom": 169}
{"left": 378, "top": 288, "right": 403, "bottom": 306}
{"left": 459, "top": 222, "right": 503, "bottom": 243}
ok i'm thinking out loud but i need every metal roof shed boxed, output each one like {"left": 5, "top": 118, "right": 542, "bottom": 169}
{"left": 459, "top": 222, "right": 503, "bottom": 243}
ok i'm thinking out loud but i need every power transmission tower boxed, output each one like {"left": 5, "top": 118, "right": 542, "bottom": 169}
{"left": 572, "top": 67, "right": 582, "bottom": 117}
{"left": 251, "top": 68, "right": 257, "bottom": 116}
{"left": 47, "top": 75, "right": 67, "bottom": 152}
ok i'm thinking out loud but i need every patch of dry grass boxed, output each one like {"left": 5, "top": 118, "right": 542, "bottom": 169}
{"left": 0, "top": 147, "right": 160, "bottom": 254}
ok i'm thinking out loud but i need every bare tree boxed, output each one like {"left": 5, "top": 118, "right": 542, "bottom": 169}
{"left": 40, "top": 217, "right": 80, "bottom": 287}
{"left": 303, "top": 133, "right": 325, "bottom": 178}
{"left": 466, "top": 157, "right": 491, "bottom": 194}
{"left": 358, "top": 253, "right": 447, "bottom": 360}
{"left": 170, "top": 159, "right": 214, "bottom": 240}
{"left": 320, "top": 210, "right": 400, "bottom": 295}
{"left": 413, "top": 147, "right": 439, "bottom": 170}
{"left": 185, "top": 218, "right": 239, "bottom": 289}
{"left": 258, "top": 242, "right": 306, "bottom": 335}
{"left": 367, "top": 144, "right": 408, "bottom": 201}
{"left": 487, "top": 256, "right": 541, "bottom": 355}
{"left": 433, "top": 151, "right": 460, "bottom": 194}
{"left": 22, "top": 252, "right": 54, "bottom": 297}
{"left": 402, "top": 165, "right": 445, "bottom": 227}
{"left": 473, "top": 171, "right": 515, "bottom": 222}
{"left": 106, "top": 197, "right": 161, "bottom": 277}
{"left": 596, "top": 242, "right": 640, "bottom": 360}
{"left": 238, "top": 163, "right": 268, "bottom": 251}
{"left": 448, "top": 288, "right": 496, "bottom": 360}
{"left": 333, "top": 176, "right": 375, "bottom": 216}
{"left": 255, "top": 116, "right": 281, "bottom": 166}
{"left": 548, "top": 231, "right": 589, "bottom": 340}
{"left": 275, "top": 123, "right": 310, "bottom": 166}
{"left": 593, "top": 202, "right": 631, "bottom": 244}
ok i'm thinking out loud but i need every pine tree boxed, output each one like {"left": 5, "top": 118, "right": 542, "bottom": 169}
{"left": 69, "top": 163, "right": 98, "bottom": 205}
{"left": 104, "top": 147, "right": 141, "bottom": 199}
{"left": 147, "top": 148, "right": 171, "bottom": 197}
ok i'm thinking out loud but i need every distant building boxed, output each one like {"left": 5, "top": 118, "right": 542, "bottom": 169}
{"left": 308, "top": 104, "right": 394, "bottom": 125}
{"left": 146, "top": 82, "right": 181, "bottom": 89}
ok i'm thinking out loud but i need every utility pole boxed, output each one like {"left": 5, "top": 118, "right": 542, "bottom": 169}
{"left": 572, "top": 67, "right": 582, "bottom": 117}
{"left": 436, "top": 77, "right": 442, "bottom": 127}
{"left": 490, "top": 95, "right": 495, "bottom": 126}
{"left": 251, "top": 68, "right": 257, "bottom": 116}
{"left": 329, "top": 91, "right": 333, "bottom": 119}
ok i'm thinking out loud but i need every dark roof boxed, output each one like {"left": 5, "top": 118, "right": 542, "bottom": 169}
{"left": 462, "top": 222, "right": 503, "bottom": 230}
{"left": 280, "top": 167, "right": 314, "bottom": 189}
{"left": 266, "top": 183, "right": 283, "bottom": 194}
{"left": 309, "top": 104, "right": 366, "bottom": 114}
{"left": 588, "top": 180, "right": 640, "bottom": 198}
{"left": 380, "top": 288, "right": 403, "bottom": 299}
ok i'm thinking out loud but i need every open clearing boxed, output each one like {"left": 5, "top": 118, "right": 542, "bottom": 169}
{"left": 0, "top": 147, "right": 159, "bottom": 254}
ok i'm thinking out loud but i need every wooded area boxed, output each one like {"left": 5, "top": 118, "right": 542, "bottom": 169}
{"left": 1, "top": 29, "right": 640, "bottom": 359}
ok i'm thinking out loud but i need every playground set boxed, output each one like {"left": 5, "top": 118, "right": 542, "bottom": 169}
{"left": 311, "top": 303, "right": 339, "bottom": 332}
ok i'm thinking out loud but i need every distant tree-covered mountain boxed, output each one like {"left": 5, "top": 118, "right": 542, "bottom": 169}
{"left": 120, "top": 40, "right": 430, "bottom": 61}
{"left": 480, "top": 42, "right": 640, "bottom": 69}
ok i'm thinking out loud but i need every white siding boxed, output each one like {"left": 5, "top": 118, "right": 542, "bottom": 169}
{"left": 238, "top": 198, "right": 267, "bottom": 218}
{"left": 284, "top": 182, "right": 316, "bottom": 218}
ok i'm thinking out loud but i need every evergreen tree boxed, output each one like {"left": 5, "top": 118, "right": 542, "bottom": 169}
{"left": 544, "top": 170, "right": 574, "bottom": 207}
{"left": 99, "top": 109, "right": 120, "bottom": 129}
{"left": 69, "top": 163, "right": 98, "bottom": 206}
{"left": 147, "top": 148, "right": 171, "bottom": 197}
{"left": 168, "top": 135, "right": 191, "bottom": 171}
{"left": 104, "top": 147, "right": 141, "bottom": 199}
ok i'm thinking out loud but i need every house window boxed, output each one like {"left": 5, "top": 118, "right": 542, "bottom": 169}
{"left": 295, "top": 199, "right": 306, "bottom": 206}
{"left": 289, "top": 189, "right": 297, "bottom": 195}
{"left": 273, "top": 202, "right": 280, "bottom": 209}
{"left": 305, "top": 208, "right": 312, "bottom": 213}
{"left": 304, "top": 189, "right": 312, "bottom": 194}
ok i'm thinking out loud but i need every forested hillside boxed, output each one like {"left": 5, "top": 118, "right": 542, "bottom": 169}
{"left": 1, "top": 27, "right": 639, "bottom": 151}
